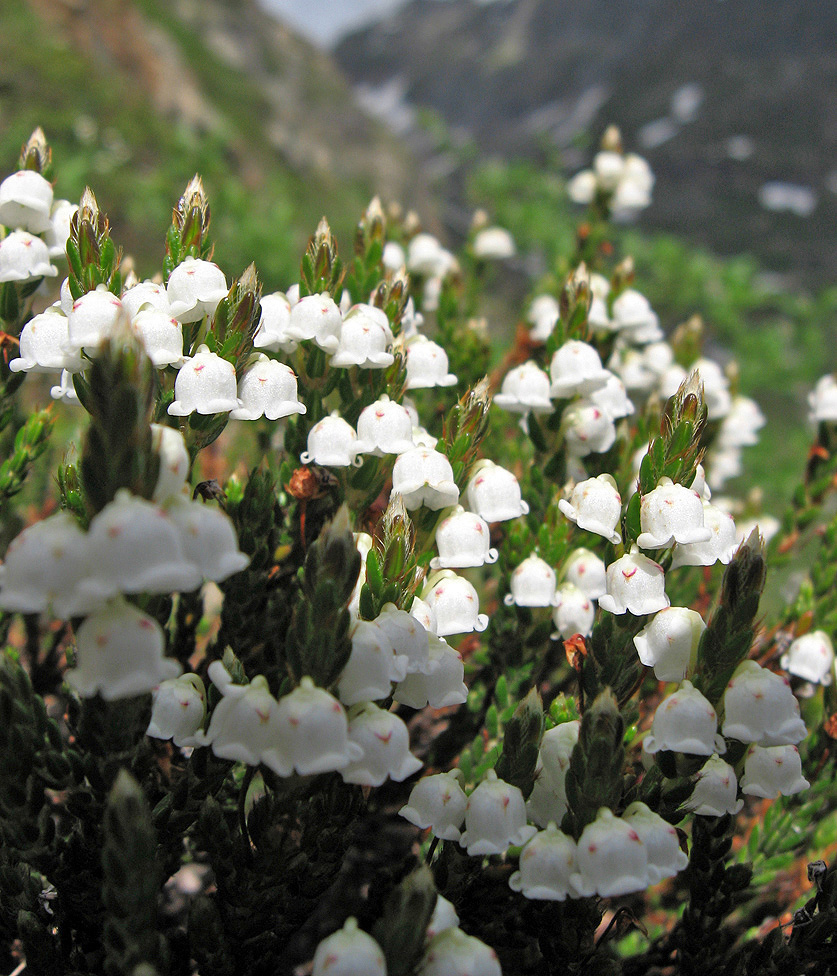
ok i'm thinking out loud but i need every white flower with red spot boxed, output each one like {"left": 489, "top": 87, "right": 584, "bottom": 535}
{"left": 0, "top": 169, "right": 54, "bottom": 233}
{"left": 164, "top": 495, "right": 250, "bottom": 583}
{"left": 168, "top": 346, "right": 241, "bottom": 417}
{"left": 404, "top": 334, "right": 458, "bottom": 389}
{"left": 465, "top": 460, "right": 529, "bottom": 522}
{"left": 9, "top": 303, "right": 84, "bottom": 374}
{"left": 549, "top": 340, "right": 610, "bottom": 398}
{"left": 633, "top": 607, "right": 706, "bottom": 682}
{"left": 393, "top": 639, "right": 468, "bottom": 709}
{"left": 399, "top": 769, "right": 468, "bottom": 841}
{"left": 65, "top": 286, "right": 124, "bottom": 355}
{"left": 230, "top": 354, "right": 307, "bottom": 421}
{"left": 551, "top": 583, "right": 594, "bottom": 639}
{"left": 301, "top": 413, "right": 363, "bottom": 467}
{"left": 459, "top": 770, "right": 537, "bottom": 856}
{"left": 493, "top": 361, "right": 553, "bottom": 415}
{"left": 721, "top": 660, "right": 807, "bottom": 746}
{"left": 423, "top": 570, "right": 487, "bottom": 636}
{"left": 562, "top": 399, "right": 617, "bottom": 457}
{"left": 740, "top": 744, "right": 810, "bottom": 799}
{"left": 526, "top": 721, "right": 579, "bottom": 828}
{"left": 431, "top": 506, "right": 497, "bottom": 570}
{"left": 146, "top": 673, "right": 206, "bottom": 747}
{"left": 121, "top": 280, "right": 171, "bottom": 320}
{"left": 570, "top": 807, "right": 649, "bottom": 898}
{"left": 418, "top": 927, "right": 502, "bottom": 976}
{"left": 598, "top": 550, "right": 669, "bottom": 616}
{"left": 681, "top": 754, "right": 743, "bottom": 817}
{"left": 670, "top": 501, "right": 738, "bottom": 569}
{"left": 643, "top": 680, "right": 725, "bottom": 756}
{"left": 637, "top": 478, "right": 711, "bottom": 551}
{"left": 166, "top": 256, "right": 228, "bottom": 323}
{"left": 355, "top": 395, "right": 415, "bottom": 456}
{"left": 330, "top": 303, "right": 394, "bottom": 368}
{"left": 150, "top": 424, "right": 189, "bottom": 502}
{"left": 557, "top": 474, "right": 622, "bottom": 545}
{"left": 67, "top": 597, "right": 180, "bottom": 701}
{"left": 561, "top": 548, "right": 607, "bottom": 600}
{"left": 622, "top": 802, "right": 688, "bottom": 884}
{"left": 265, "top": 677, "right": 362, "bottom": 777}
{"left": 509, "top": 823, "right": 578, "bottom": 901}
{"left": 337, "top": 619, "right": 407, "bottom": 706}
{"left": 311, "top": 917, "right": 387, "bottom": 976}
{"left": 341, "top": 703, "right": 422, "bottom": 787}
{"left": 781, "top": 630, "right": 835, "bottom": 686}
{"left": 391, "top": 447, "right": 459, "bottom": 510}
{"left": 130, "top": 307, "right": 185, "bottom": 367}
{"left": 252, "top": 292, "right": 296, "bottom": 353}
{"left": 505, "top": 553, "right": 558, "bottom": 608}
{"left": 285, "top": 293, "right": 342, "bottom": 353}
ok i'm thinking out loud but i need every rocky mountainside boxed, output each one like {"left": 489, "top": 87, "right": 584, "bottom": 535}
{"left": 2, "top": 0, "right": 431, "bottom": 285}
{"left": 336, "top": 0, "right": 837, "bottom": 284}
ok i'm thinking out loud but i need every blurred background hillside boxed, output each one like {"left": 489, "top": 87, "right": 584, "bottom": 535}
{"left": 2, "top": 0, "right": 836, "bottom": 512}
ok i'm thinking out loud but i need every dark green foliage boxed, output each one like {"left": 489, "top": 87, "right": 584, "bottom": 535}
{"left": 495, "top": 687, "right": 544, "bottom": 799}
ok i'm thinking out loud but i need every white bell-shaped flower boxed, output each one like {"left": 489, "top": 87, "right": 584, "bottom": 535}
{"left": 355, "top": 395, "right": 415, "bottom": 455}
{"left": 230, "top": 354, "right": 307, "bottom": 421}
{"left": 509, "top": 823, "right": 577, "bottom": 900}
{"left": 561, "top": 548, "right": 607, "bottom": 600}
{"left": 473, "top": 226, "right": 515, "bottom": 260}
{"left": 611, "top": 289, "right": 660, "bottom": 340}
{"left": 150, "top": 424, "right": 190, "bottom": 503}
{"left": 571, "top": 807, "right": 648, "bottom": 898}
{"left": 494, "top": 361, "right": 553, "bottom": 414}
{"left": 721, "top": 660, "right": 807, "bottom": 746}
{"left": 130, "top": 307, "right": 184, "bottom": 367}
{"left": 526, "top": 294, "right": 559, "bottom": 343}
{"left": 342, "top": 703, "right": 422, "bottom": 786}
{"left": 431, "top": 506, "right": 497, "bottom": 570}
{"left": 393, "top": 639, "right": 468, "bottom": 709}
{"left": 526, "top": 721, "right": 579, "bottom": 828}
{"left": 593, "top": 150, "right": 625, "bottom": 190}
{"left": 465, "top": 460, "right": 529, "bottom": 522}
{"left": 375, "top": 603, "right": 430, "bottom": 675}
{"left": 691, "top": 358, "right": 732, "bottom": 420}
{"left": 781, "top": 630, "right": 835, "bottom": 686}
{"left": 423, "top": 571, "right": 487, "bottom": 636}
{"left": 0, "top": 230, "right": 56, "bottom": 282}
{"left": 311, "top": 917, "right": 386, "bottom": 976}
{"left": 166, "top": 257, "right": 228, "bottom": 323}
{"left": 504, "top": 554, "right": 558, "bottom": 608}
{"left": 168, "top": 346, "right": 241, "bottom": 416}
{"left": 331, "top": 303, "right": 394, "bottom": 368}
{"left": 587, "top": 275, "right": 611, "bottom": 331}
{"left": 670, "top": 501, "right": 738, "bottom": 569}
{"left": 426, "top": 895, "right": 459, "bottom": 939}
{"left": 65, "top": 286, "right": 124, "bottom": 354}
{"left": 549, "top": 341, "right": 610, "bottom": 398}
{"left": 567, "top": 168, "right": 597, "bottom": 205}
{"left": 557, "top": 474, "right": 622, "bottom": 544}
{"left": 50, "top": 369, "right": 80, "bottom": 404}
{"left": 146, "top": 673, "right": 206, "bottom": 747}
{"left": 300, "top": 413, "right": 362, "bottom": 467}
{"left": 81, "top": 490, "right": 202, "bottom": 599}
{"left": 410, "top": 595, "right": 438, "bottom": 635}
{"left": 382, "top": 240, "right": 406, "bottom": 272}
{"left": 621, "top": 802, "right": 688, "bottom": 884}
{"left": 681, "top": 754, "right": 743, "bottom": 817}
{"left": 164, "top": 495, "right": 249, "bottom": 583}
{"left": 266, "top": 677, "right": 362, "bottom": 776}
{"left": 0, "top": 169, "right": 54, "bottom": 233}
{"left": 337, "top": 619, "right": 406, "bottom": 706}
{"left": 285, "top": 292, "right": 342, "bottom": 353}
{"left": 391, "top": 448, "right": 459, "bottom": 510}
{"left": 0, "top": 510, "right": 95, "bottom": 619}
{"left": 195, "top": 662, "right": 281, "bottom": 765}
{"left": 406, "top": 233, "right": 454, "bottom": 278}
{"left": 120, "top": 280, "right": 171, "bottom": 320}
{"left": 45, "top": 198, "right": 78, "bottom": 258}
{"left": 633, "top": 607, "right": 706, "bottom": 682}
{"left": 740, "top": 744, "right": 809, "bottom": 799}
{"left": 637, "top": 478, "right": 711, "bottom": 550}
{"left": 399, "top": 770, "right": 468, "bottom": 841}
{"left": 589, "top": 372, "right": 635, "bottom": 421}
{"left": 9, "top": 304, "right": 84, "bottom": 374}
{"left": 717, "top": 396, "right": 765, "bottom": 449}
{"left": 562, "top": 400, "right": 617, "bottom": 457}
{"left": 418, "top": 928, "right": 502, "bottom": 976}
{"left": 67, "top": 598, "right": 180, "bottom": 700}
{"left": 551, "top": 583, "right": 595, "bottom": 639}
{"left": 253, "top": 292, "right": 296, "bottom": 352}
{"left": 598, "top": 550, "right": 669, "bottom": 616}
{"left": 809, "top": 374, "right": 837, "bottom": 424}
{"left": 612, "top": 154, "right": 655, "bottom": 213}
{"left": 643, "top": 680, "right": 724, "bottom": 756}
{"left": 459, "top": 770, "right": 537, "bottom": 856}
{"left": 404, "top": 335, "right": 457, "bottom": 389}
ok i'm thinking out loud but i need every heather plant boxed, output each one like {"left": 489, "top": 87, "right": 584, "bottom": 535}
{"left": 1, "top": 126, "right": 837, "bottom": 976}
